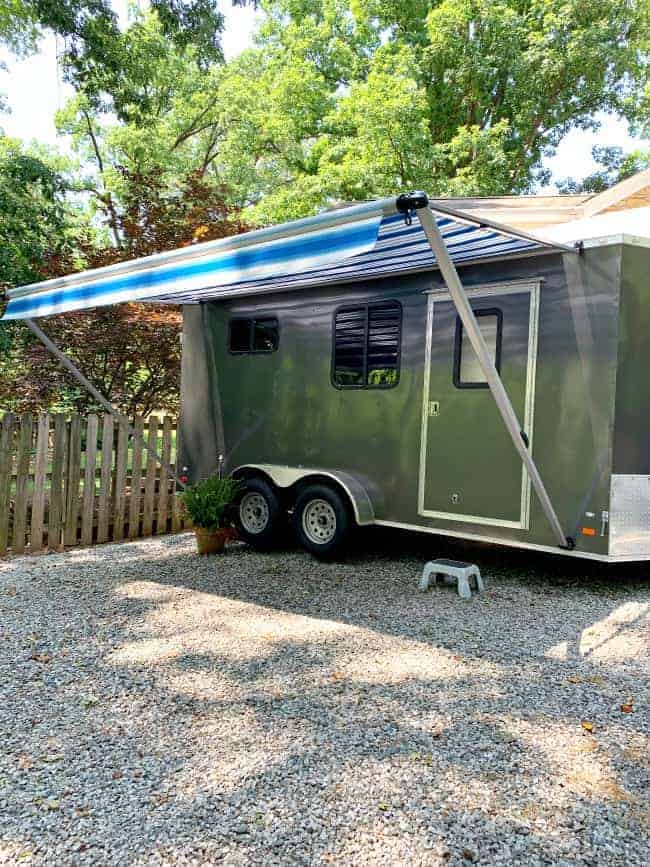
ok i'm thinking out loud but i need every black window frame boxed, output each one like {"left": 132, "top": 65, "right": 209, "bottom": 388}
{"left": 228, "top": 316, "right": 280, "bottom": 355}
{"left": 331, "top": 299, "right": 403, "bottom": 390}
{"left": 453, "top": 308, "right": 503, "bottom": 390}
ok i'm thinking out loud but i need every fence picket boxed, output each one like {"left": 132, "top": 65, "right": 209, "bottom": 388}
{"left": 64, "top": 415, "right": 82, "bottom": 546}
{"left": 30, "top": 413, "right": 50, "bottom": 552}
{"left": 141, "top": 416, "right": 159, "bottom": 537}
{"left": 81, "top": 414, "right": 99, "bottom": 546}
{"left": 97, "top": 415, "right": 114, "bottom": 544}
{"left": 0, "top": 415, "right": 15, "bottom": 556}
{"left": 172, "top": 418, "right": 184, "bottom": 532}
{"left": 113, "top": 417, "right": 129, "bottom": 542}
{"left": 128, "top": 417, "right": 145, "bottom": 540}
{"left": 13, "top": 414, "right": 33, "bottom": 555}
{"left": 157, "top": 417, "right": 173, "bottom": 535}
{"left": 48, "top": 415, "right": 67, "bottom": 550}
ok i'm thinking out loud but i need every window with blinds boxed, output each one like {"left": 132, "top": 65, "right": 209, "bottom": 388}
{"left": 332, "top": 300, "right": 402, "bottom": 389}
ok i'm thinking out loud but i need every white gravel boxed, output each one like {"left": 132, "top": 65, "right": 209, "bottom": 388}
{"left": 0, "top": 531, "right": 649, "bottom": 866}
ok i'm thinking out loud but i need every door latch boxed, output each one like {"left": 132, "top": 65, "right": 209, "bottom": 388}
{"left": 428, "top": 400, "right": 440, "bottom": 417}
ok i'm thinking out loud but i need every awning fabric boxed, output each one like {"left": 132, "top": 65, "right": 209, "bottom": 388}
{"left": 3, "top": 200, "right": 561, "bottom": 320}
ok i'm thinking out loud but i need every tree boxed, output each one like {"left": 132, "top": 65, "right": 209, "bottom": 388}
{"left": 0, "top": 0, "right": 39, "bottom": 56}
{"left": 557, "top": 145, "right": 650, "bottom": 194}
{"left": 0, "top": 136, "right": 86, "bottom": 291}
{"left": 212, "top": 0, "right": 649, "bottom": 222}
{"left": 0, "top": 135, "right": 91, "bottom": 412}
{"left": 56, "top": 1, "right": 648, "bottom": 226}
{"left": 1, "top": 8, "right": 253, "bottom": 417}
{"left": 54, "top": 10, "right": 230, "bottom": 244}
{"left": 0, "top": 1, "right": 253, "bottom": 88}
{"left": 0, "top": 167, "right": 246, "bottom": 417}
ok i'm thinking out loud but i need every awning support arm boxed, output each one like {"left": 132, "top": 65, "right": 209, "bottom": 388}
{"left": 24, "top": 318, "right": 187, "bottom": 490}
{"left": 409, "top": 200, "right": 573, "bottom": 549}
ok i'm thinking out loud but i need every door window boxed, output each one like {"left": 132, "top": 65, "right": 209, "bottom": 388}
{"left": 453, "top": 309, "right": 502, "bottom": 389}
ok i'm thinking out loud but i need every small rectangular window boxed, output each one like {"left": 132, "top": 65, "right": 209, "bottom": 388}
{"left": 253, "top": 318, "right": 279, "bottom": 352}
{"left": 453, "top": 308, "right": 502, "bottom": 389}
{"left": 333, "top": 300, "right": 401, "bottom": 389}
{"left": 229, "top": 319, "right": 252, "bottom": 353}
{"left": 229, "top": 317, "right": 279, "bottom": 354}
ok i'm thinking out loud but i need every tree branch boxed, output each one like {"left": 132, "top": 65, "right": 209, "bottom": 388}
{"left": 82, "top": 108, "right": 122, "bottom": 247}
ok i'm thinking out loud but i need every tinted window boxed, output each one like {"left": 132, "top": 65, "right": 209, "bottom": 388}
{"left": 333, "top": 301, "right": 401, "bottom": 389}
{"left": 453, "top": 309, "right": 502, "bottom": 388}
{"left": 229, "top": 317, "right": 279, "bottom": 354}
{"left": 229, "top": 319, "right": 252, "bottom": 353}
{"left": 253, "top": 318, "right": 279, "bottom": 352}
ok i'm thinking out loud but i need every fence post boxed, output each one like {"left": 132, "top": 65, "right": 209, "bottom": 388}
{"left": 30, "top": 413, "right": 50, "bottom": 552}
{"left": 142, "top": 416, "right": 159, "bottom": 537}
{"left": 48, "top": 414, "right": 67, "bottom": 551}
{"left": 81, "top": 414, "right": 99, "bottom": 547}
{"left": 0, "top": 414, "right": 15, "bottom": 556}
{"left": 157, "top": 416, "right": 173, "bottom": 534}
{"left": 128, "top": 417, "right": 145, "bottom": 540}
{"left": 13, "top": 414, "right": 33, "bottom": 555}
{"left": 113, "top": 417, "right": 129, "bottom": 542}
{"left": 64, "top": 414, "right": 82, "bottom": 547}
{"left": 97, "top": 414, "right": 114, "bottom": 544}
{"left": 172, "top": 418, "right": 184, "bottom": 531}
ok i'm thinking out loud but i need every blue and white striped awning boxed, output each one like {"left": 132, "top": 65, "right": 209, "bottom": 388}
{"left": 3, "top": 197, "right": 569, "bottom": 320}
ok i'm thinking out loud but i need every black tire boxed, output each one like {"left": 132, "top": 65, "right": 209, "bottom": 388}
{"left": 236, "top": 476, "right": 286, "bottom": 551}
{"left": 293, "top": 484, "right": 352, "bottom": 560}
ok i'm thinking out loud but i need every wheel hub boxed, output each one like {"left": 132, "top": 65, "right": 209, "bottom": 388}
{"left": 302, "top": 499, "right": 337, "bottom": 545}
{"left": 240, "top": 492, "right": 270, "bottom": 534}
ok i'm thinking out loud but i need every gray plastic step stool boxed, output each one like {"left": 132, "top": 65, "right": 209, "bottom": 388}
{"left": 419, "top": 558, "right": 485, "bottom": 600}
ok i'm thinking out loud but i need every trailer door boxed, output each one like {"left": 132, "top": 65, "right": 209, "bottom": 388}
{"left": 419, "top": 282, "right": 540, "bottom": 529}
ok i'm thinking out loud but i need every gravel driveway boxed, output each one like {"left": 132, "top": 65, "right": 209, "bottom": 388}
{"left": 1, "top": 530, "right": 649, "bottom": 866}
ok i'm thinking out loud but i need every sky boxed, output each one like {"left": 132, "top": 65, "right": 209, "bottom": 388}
{"left": 0, "top": 1, "right": 646, "bottom": 193}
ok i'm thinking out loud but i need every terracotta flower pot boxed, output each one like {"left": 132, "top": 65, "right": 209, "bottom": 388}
{"left": 194, "top": 526, "right": 229, "bottom": 555}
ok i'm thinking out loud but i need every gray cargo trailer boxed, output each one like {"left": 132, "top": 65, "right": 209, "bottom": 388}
{"left": 5, "top": 194, "right": 650, "bottom": 562}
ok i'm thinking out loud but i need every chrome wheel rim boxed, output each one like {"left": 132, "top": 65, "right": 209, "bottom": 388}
{"left": 302, "top": 499, "right": 337, "bottom": 545}
{"left": 239, "top": 492, "right": 270, "bottom": 534}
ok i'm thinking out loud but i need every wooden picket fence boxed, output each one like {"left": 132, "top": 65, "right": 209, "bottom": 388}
{"left": 0, "top": 412, "right": 189, "bottom": 557}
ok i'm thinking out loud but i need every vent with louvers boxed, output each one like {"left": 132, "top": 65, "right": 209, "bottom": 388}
{"left": 333, "top": 301, "right": 401, "bottom": 388}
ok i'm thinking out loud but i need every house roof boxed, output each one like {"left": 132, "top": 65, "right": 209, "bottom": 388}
{"left": 429, "top": 169, "right": 650, "bottom": 232}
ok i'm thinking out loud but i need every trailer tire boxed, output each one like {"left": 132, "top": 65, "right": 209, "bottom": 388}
{"left": 236, "top": 477, "right": 286, "bottom": 551}
{"left": 293, "top": 484, "right": 351, "bottom": 560}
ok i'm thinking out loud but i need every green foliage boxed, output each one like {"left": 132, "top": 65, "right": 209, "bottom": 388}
{"left": 0, "top": 137, "right": 87, "bottom": 290}
{"left": 54, "top": 11, "right": 235, "bottom": 242}
{"left": 0, "top": 2, "right": 251, "bottom": 93}
{"left": 227, "top": 0, "right": 648, "bottom": 221}
{"left": 47, "top": 1, "right": 649, "bottom": 228}
{"left": 557, "top": 145, "right": 650, "bottom": 194}
{"left": 0, "top": 0, "right": 39, "bottom": 55}
{"left": 181, "top": 475, "right": 241, "bottom": 530}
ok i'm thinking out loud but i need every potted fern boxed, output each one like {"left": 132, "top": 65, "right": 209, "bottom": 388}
{"left": 181, "top": 475, "right": 241, "bottom": 554}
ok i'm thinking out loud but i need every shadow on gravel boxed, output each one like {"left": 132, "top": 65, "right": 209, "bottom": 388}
{"left": 1, "top": 531, "right": 649, "bottom": 865}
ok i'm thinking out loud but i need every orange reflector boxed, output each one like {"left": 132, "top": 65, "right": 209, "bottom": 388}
{"left": 581, "top": 527, "right": 596, "bottom": 536}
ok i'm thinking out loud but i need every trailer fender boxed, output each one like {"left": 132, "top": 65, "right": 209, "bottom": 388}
{"left": 232, "top": 464, "right": 375, "bottom": 526}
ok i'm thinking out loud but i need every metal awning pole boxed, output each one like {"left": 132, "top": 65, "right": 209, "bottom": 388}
{"left": 412, "top": 203, "right": 571, "bottom": 549}
{"left": 24, "top": 318, "right": 186, "bottom": 489}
